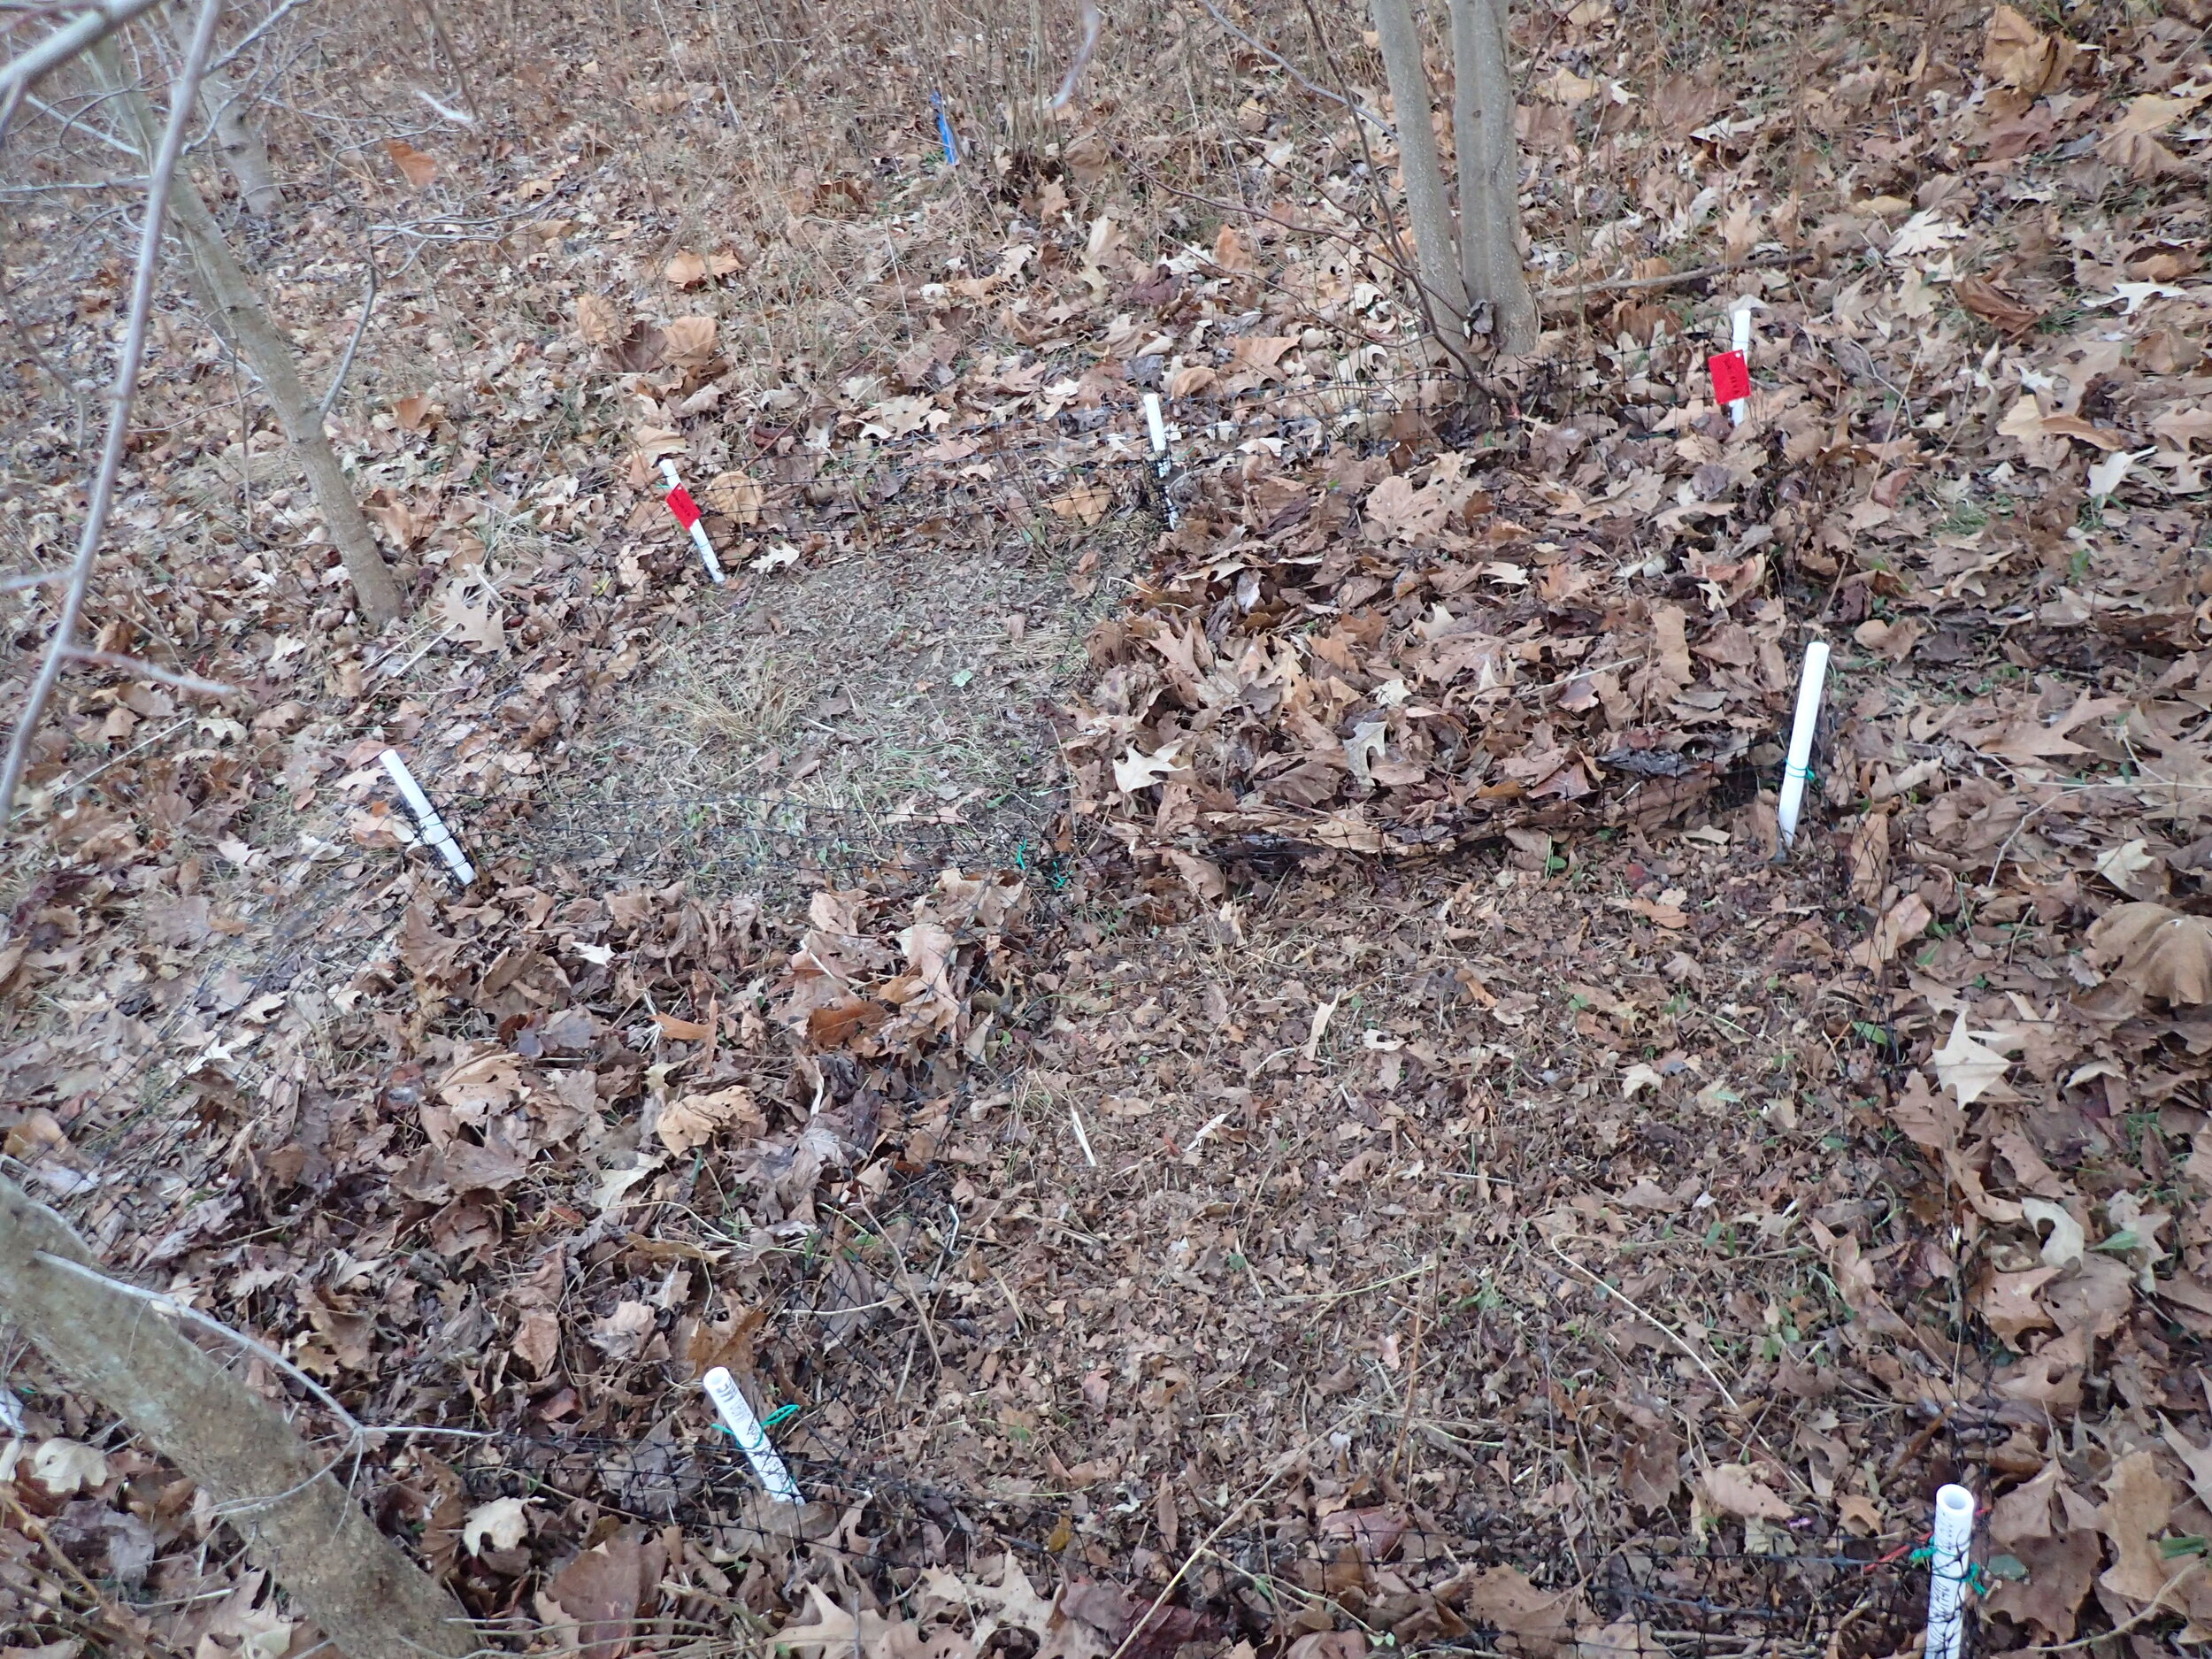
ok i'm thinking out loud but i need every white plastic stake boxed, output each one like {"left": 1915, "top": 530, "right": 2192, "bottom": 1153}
{"left": 1924, "top": 1483, "right": 1976, "bottom": 1659}
{"left": 1727, "top": 303, "right": 1753, "bottom": 426}
{"left": 658, "top": 458, "right": 726, "bottom": 584}
{"left": 1142, "top": 389, "right": 1169, "bottom": 455}
{"left": 377, "top": 749, "right": 476, "bottom": 885}
{"left": 1141, "top": 391, "right": 1179, "bottom": 529}
{"left": 702, "top": 1366, "right": 803, "bottom": 1504}
{"left": 1775, "top": 638, "right": 1831, "bottom": 851}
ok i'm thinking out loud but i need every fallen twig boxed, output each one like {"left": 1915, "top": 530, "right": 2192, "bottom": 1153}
{"left": 62, "top": 648, "right": 237, "bottom": 698}
{"left": 1537, "top": 250, "right": 1815, "bottom": 303}
{"left": 1192, "top": 0, "right": 1392, "bottom": 135}
{"left": 1548, "top": 1238, "right": 1743, "bottom": 1413}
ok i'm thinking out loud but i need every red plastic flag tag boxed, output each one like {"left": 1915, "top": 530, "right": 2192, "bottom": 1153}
{"left": 1708, "top": 349, "right": 1750, "bottom": 405}
{"left": 665, "top": 486, "right": 703, "bottom": 529}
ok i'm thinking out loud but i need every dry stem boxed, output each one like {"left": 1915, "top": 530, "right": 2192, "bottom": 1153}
{"left": 0, "top": 0, "right": 219, "bottom": 819}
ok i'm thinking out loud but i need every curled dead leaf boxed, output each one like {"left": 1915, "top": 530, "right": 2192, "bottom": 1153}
{"left": 1958, "top": 274, "right": 2043, "bottom": 336}
{"left": 1931, "top": 1010, "right": 2016, "bottom": 1107}
{"left": 462, "top": 1495, "right": 531, "bottom": 1555}
{"left": 633, "top": 426, "right": 687, "bottom": 465}
{"left": 1210, "top": 223, "right": 1254, "bottom": 273}
{"left": 1459, "top": 1565, "right": 1594, "bottom": 1658}
{"left": 383, "top": 138, "right": 438, "bottom": 188}
{"left": 1167, "top": 364, "right": 1215, "bottom": 398}
{"left": 1696, "top": 1463, "right": 1793, "bottom": 1521}
{"left": 703, "top": 471, "right": 764, "bottom": 525}
{"left": 31, "top": 1437, "right": 107, "bottom": 1495}
{"left": 2088, "top": 902, "right": 2212, "bottom": 1004}
{"left": 1047, "top": 481, "right": 1111, "bottom": 525}
{"left": 435, "top": 569, "right": 505, "bottom": 654}
{"left": 656, "top": 1086, "right": 763, "bottom": 1156}
{"left": 574, "top": 294, "right": 626, "bottom": 347}
{"left": 662, "top": 315, "right": 718, "bottom": 362}
{"left": 1983, "top": 4, "right": 2075, "bottom": 94}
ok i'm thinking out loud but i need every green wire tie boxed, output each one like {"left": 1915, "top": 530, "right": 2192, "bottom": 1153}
{"left": 712, "top": 1402, "right": 798, "bottom": 1446}
{"left": 1905, "top": 1545, "right": 1987, "bottom": 1596}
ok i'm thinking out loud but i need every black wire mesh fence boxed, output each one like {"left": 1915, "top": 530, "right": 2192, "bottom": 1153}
{"left": 434, "top": 1423, "right": 1944, "bottom": 1659}
{"left": 515, "top": 790, "right": 1074, "bottom": 897}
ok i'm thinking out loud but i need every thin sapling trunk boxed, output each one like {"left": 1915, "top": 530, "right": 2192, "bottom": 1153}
{"left": 1369, "top": 0, "right": 1467, "bottom": 345}
{"left": 89, "top": 37, "right": 403, "bottom": 625}
{"left": 1448, "top": 0, "right": 1537, "bottom": 354}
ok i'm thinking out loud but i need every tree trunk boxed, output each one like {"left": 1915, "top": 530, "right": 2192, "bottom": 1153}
{"left": 88, "top": 40, "right": 403, "bottom": 626}
{"left": 1448, "top": 0, "right": 1538, "bottom": 355}
{"left": 1369, "top": 0, "right": 1465, "bottom": 343}
{"left": 166, "top": 4, "right": 281, "bottom": 214}
{"left": 208, "top": 81, "right": 282, "bottom": 214}
{"left": 0, "top": 1177, "right": 474, "bottom": 1659}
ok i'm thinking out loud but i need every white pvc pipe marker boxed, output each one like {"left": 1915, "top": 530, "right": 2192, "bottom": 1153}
{"left": 1775, "top": 638, "right": 1831, "bottom": 850}
{"left": 378, "top": 749, "right": 476, "bottom": 885}
{"left": 1141, "top": 391, "right": 1179, "bottom": 529}
{"left": 659, "top": 457, "right": 726, "bottom": 584}
{"left": 1727, "top": 303, "right": 1752, "bottom": 426}
{"left": 1924, "top": 1484, "right": 1976, "bottom": 1659}
{"left": 702, "top": 1366, "right": 803, "bottom": 1504}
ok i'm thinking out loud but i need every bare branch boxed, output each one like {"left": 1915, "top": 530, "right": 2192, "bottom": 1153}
{"left": 1047, "top": 0, "right": 1102, "bottom": 111}
{"left": 0, "top": 0, "right": 169, "bottom": 102}
{"left": 0, "top": 0, "right": 224, "bottom": 821}
{"left": 61, "top": 648, "right": 239, "bottom": 697}
{"left": 210, "top": 0, "right": 315, "bottom": 73}
{"left": 29, "top": 1251, "right": 363, "bottom": 1442}
{"left": 0, "top": 173, "right": 150, "bottom": 192}
{"left": 23, "top": 88, "right": 140, "bottom": 154}
{"left": 317, "top": 248, "right": 375, "bottom": 418}
{"left": 0, "top": 568, "right": 66, "bottom": 593}
{"left": 1192, "top": 0, "right": 1393, "bottom": 136}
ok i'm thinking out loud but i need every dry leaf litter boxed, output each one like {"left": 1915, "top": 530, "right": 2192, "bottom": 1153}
{"left": 4, "top": 0, "right": 2212, "bottom": 1654}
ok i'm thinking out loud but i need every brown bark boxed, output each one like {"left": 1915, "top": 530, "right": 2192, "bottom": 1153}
{"left": 1369, "top": 0, "right": 1466, "bottom": 342}
{"left": 0, "top": 1177, "right": 473, "bottom": 1659}
{"left": 88, "top": 39, "right": 403, "bottom": 625}
{"left": 1448, "top": 0, "right": 1537, "bottom": 354}
{"left": 165, "top": 6, "right": 282, "bottom": 214}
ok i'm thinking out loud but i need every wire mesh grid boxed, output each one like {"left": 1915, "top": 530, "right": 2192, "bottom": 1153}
{"left": 396, "top": 1158, "right": 1984, "bottom": 1659}
{"left": 513, "top": 789, "right": 1074, "bottom": 897}
{"left": 0, "top": 289, "right": 1964, "bottom": 1655}
{"left": 434, "top": 1422, "right": 1947, "bottom": 1659}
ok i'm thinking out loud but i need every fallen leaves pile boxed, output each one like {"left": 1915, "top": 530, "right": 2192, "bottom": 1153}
{"left": 4, "top": 0, "right": 2212, "bottom": 1653}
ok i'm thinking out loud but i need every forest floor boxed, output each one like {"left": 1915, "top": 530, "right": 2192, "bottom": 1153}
{"left": 4, "top": 0, "right": 2212, "bottom": 1655}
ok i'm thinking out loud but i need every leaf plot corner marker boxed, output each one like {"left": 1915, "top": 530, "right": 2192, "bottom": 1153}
{"left": 378, "top": 748, "right": 477, "bottom": 885}
{"left": 660, "top": 457, "right": 726, "bottom": 585}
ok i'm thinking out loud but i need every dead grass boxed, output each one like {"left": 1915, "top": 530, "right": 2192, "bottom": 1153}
{"left": 522, "top": 504, "right": 1141, "bottom": 882}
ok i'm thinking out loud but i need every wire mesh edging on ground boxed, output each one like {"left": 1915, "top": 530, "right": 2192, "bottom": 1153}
{"left": 511, "top": 788, "right": 1082, "bottom": 894}
{"left": 445, "top": 352, "right": 1688, "bottom": 899}
{"left": 433, "top": 1424, "right": 1953, "bottom": 1659}
{"left": 0, "top": 1152, "right": 2000, "bottom": 1659}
